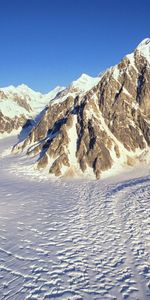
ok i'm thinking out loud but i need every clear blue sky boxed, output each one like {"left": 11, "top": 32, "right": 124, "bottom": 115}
{"left": 0, "top": 0, "right": 150, "bottom": 92}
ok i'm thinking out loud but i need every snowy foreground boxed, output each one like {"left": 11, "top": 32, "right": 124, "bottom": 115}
{"left": 0, "top": 137, "right": 150, "bottom": 300}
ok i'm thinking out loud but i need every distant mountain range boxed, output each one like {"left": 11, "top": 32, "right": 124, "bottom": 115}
{"left": 1, "top": 38, "right": 150, "bottom": 178}
{"left": 0, "top": 84, "right": 65, "bottom": 135}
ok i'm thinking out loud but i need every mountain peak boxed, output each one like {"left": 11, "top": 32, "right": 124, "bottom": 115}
{"left": 8, "top": 39, "right": 150, "bottom": 179}
{"left": 17, "top": 83, "right": 30, "bottom": 89}
{"left": 79, "top": 73, "right": 92, "bottom": 80}
{"left": 136, "top": 38, "right": 150, "bottom": 63}
{"left": 137, "top": 38, "right": 150, "bottom": 49}
{"left": 16, "top": 84, "right": 39, "bottom": 94}
{"left": 71, "top": 73, "right": 100, "bottom": 92}
{"left": 71, "top": 73, "right": 92, "bottom": 85}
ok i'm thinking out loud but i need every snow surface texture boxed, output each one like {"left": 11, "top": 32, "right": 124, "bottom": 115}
{"left": 0, "top": 136, "right": 150, "bottom": 300}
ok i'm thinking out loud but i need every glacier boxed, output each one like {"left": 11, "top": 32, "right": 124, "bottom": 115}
{"left": 0, "top": 136, "right": 150, "bottom": 300}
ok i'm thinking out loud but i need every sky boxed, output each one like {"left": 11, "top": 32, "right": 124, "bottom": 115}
{"left": 0, "top": 0, "right": 150, "bottom": 93}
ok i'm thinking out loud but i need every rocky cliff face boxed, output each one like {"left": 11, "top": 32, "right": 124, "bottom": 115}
{"left": 13, "top": 38, "right": 150, "bottom": 178}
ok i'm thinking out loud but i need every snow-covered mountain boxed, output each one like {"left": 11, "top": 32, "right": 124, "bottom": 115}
{"left": 11, "top": 38, "right": 150, "bottom": 178}
{"left": 0, "top": 84, "right": 65, "bottom": 135}
{"left": 47, "top": 73, "right": 100, "bottom": 107}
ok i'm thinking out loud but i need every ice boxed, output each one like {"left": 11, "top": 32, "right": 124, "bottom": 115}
{"left": 0, "top": 136, "right": 150, "bottom": 299}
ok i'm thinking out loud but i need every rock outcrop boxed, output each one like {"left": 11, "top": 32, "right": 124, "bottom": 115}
{"left": 12, "top": 38, "right": 150, "bottom": 179}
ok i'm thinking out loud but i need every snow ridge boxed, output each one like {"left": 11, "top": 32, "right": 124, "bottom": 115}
{"left": 136, "top": 38, "right": 150, "bottom": 63}
{"left": 0, "top": 84, "right": 65, "bottom": 119}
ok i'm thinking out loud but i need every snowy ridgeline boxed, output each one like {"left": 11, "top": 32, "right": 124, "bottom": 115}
{"left": 0, "top": 136, "right": 150, "bottom": 300}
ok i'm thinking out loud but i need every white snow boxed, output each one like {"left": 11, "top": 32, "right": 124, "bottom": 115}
{"left": 122, "top": 87, "right": 132, "bottom": 97}
{"left": 85, "top": 100, "right": 149, "bottom": 179}
{"left": 45, "top": 85, "right": 65, "bottom": 99}
{"left": 112, "top": 65, "right": 120, "bottom": 80}
{"left": 0, "top": 98, "right": 30, "bottom": 118}
{"left": 112, "top": 38, "right": 150, "bottom": 82}
{"left": 0, "top": 136, "right": 150, "bottom": 300}
{"left": 136, "top": 38, "right": 150, "bottom": 64}
{"left": 125, "top": 38, "right": 150, "bottom": 67}
{"left": 0, "top": 128, "right": 22, "bottom": 140}
{"left": 71, "top": 73, "right": 100, "bottom": 92}
{"left": 0, "top": 84, "right": 65, "bottom": 119}
{"left": 49, "top": 74, "right": 101, "bottom": 107}
{"left": 67, "top": 115, "right": 78, "bottom": 165}
{"left": 126, "top": 52, "right": 135, "bottom": 65}
{"left": 64, "top": 115, "right": 82, "bottom": 177}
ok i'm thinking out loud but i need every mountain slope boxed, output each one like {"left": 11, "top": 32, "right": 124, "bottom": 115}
{"left": 0, "top": 84, "right": 65, "bottom": 136}
{"left": 13, "top": 38, "right": 150, "bottom": 178}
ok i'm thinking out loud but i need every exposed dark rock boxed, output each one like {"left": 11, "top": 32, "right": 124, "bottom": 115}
{"left": 0, "top": 112, "right": 26, "bottom": 134}
{"left": 11, "top": 40, "right": 150, "bottom": 178}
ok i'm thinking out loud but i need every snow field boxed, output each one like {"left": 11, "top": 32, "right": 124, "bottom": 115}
{"left": 0, "top": 137, "right": 150, "bottom": 299}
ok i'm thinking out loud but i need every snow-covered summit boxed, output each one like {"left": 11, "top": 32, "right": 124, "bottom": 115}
{"left": 71, "top": 73, "right": 100, "bottom": 92}
{"left": 16, "top": 84, "right": 42, "bottom": 97}
{"left": 137, "top": 38, "right": 150, "bottom": 48}
{"left": 12, "top": 38, "right": 150, "bottom": 180}
{"left": 47, "top": 73, "right": 101, "bottom": 107}
{"left": 136, "top": 38, "right": 150, "bottom": 63}
{"left": 1, "top": 84, "right": 42, "bottom": 100}
{"left": 0, "top": 84, "right": 65, "bottom": 119}
{"left": 111, "top": 38, "right": 150, "bottom": 81}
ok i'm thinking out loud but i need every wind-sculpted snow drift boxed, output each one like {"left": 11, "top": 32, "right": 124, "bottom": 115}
{"left": 12, "top": 39, "right": 150, "bottom": 179}
{"left": 0, "top": 137, "right": 150, "bottom": 299}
